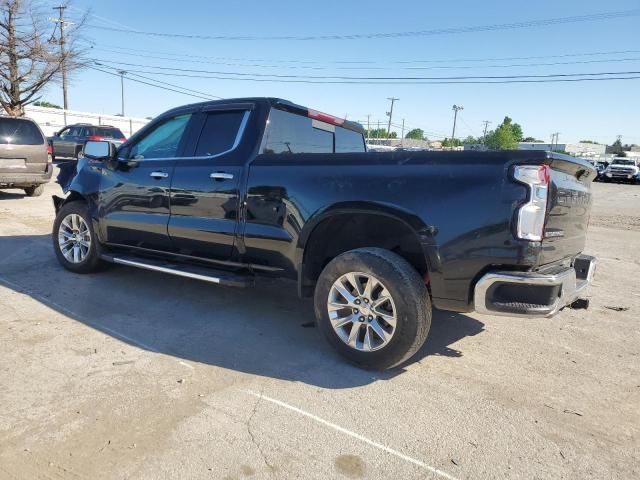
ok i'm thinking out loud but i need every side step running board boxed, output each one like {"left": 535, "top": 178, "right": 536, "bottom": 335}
{"left": 101, "top": 254, "right": 254, "bottom": 288}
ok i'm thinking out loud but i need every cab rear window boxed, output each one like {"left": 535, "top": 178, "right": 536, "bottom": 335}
{"left": 0, "top": 118, "right": 44, "bottom": 145}
{"left": 261, "top": 109, "right": 365, "bottom": 154}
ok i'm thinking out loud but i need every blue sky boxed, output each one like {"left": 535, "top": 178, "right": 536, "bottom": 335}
{"left": 42, "top": 0, "right": 640, "bottom": 144}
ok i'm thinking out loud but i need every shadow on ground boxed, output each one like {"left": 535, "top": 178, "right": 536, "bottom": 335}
{"left": 0, "top": 233, "right": 485, "bottom": 389}
{"left": 0, "top": 190, "right": 27, "bottom": 199}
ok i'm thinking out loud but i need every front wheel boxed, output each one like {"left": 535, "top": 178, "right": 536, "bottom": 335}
{"left": 314, "top": 247, "right": 431, "bottom": 370}
{"left": 52, "top": 201, "right": 103, "bottom": 273}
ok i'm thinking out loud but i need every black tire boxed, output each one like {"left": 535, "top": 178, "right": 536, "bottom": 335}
{"left": 52, "top": 201, "right": 103, "bottom": 273}
{"left": 24, "top": 184, "right": 44, "bottom": 197}
{"left": 314, "top": 247, "right": 431, "bottom": 370}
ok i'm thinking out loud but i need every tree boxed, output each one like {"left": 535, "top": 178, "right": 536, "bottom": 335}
{"left": 485, "top": 116, "right": 521, "bottom": 150}
{"left": 462, "top": 135, "right": 480, "bottom": 144}
{"left": 33, "top": 100, "right": 61, "bottom": 108}
{"left": 609, "top": 138, "right": 627, "bottom": 157}
{"left": 441, "top": 137, "right": 462, "bottom": 148}
{"left": 366, "top": 128, "right": 396, "bottom": 139}
{"left": 522, "top": 136, "right": 543, "bottom": 143}
{"left": 0, "top": 0, "right": 85, "bottom": 116}
{"left": 405, "top": 128, "right": 424, "bottom": 140}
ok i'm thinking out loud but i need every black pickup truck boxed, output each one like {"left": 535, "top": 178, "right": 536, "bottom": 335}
{"left": 53, "top": 97, "right": 597, "bottom": 369}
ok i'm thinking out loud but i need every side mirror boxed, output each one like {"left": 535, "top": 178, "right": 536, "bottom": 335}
{"left": 83, "top": 140, "right": 116, "bottom": 161}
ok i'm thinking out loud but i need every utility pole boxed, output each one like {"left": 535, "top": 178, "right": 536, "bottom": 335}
{"left": 386, "top": 97, "right": 399, "bottom": 139}
{"left": 118, "top": 70, "right": 127, "bottom": 116}
{"left": 400, "top": 119, "right": 405, "bottom": 147}
{"left": 366, "top": 114, "right": 371, "bottom": 140}
{"left": 481, "top": 120, "right": 492, "bottom": 145}
{"left": 451, "top": 105, "right": 464, "bottom": 150}
{"left": 52, "top": 5, "right": 69, "bottom": 122}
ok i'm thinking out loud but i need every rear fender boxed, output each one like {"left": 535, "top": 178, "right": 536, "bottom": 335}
{"left": 296, "top": 201, "right": 443, "bottom": 296}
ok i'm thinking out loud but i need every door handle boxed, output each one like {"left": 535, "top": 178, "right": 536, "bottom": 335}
{"left": 210, "top": 172, "right": 234, "bottom": 180}
{"left": 150, "top": 171, "right": 168, "bottom": 179}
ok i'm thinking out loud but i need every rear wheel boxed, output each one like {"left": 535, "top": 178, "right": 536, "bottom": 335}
{"left": 314, "top": 247, "right": 431, "bottom": 370}
{"left": 52, "top": 201, "right": 103, "bottom": 273}
{"left": 24, "top": 184, "right": 44, "bottom": 197}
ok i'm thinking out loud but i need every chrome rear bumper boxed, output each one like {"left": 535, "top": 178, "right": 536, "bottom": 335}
{"left": 474, "top": 254, "right": 597, "bottom": 317}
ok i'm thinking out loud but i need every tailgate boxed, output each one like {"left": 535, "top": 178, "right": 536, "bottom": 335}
{"left": 0, "top": 145, "right": 48, "bottom": 174}
{"left": 539, "top": 155, "right": 595, "bottom": 265}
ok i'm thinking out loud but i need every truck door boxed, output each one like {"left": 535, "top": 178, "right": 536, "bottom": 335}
{"left": 168, "top": 107, "right": 251, "bottom": 261}
{"left": 98, "top": 113, "right": 194, "bottom": 251}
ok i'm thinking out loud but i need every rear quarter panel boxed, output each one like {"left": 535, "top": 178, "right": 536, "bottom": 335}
{"left": 244, "top": 151, "right": 536, "bottom": 307}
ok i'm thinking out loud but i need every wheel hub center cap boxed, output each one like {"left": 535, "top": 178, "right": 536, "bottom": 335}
{"left": 358, "top": 301, "right": 372, "bottom": 317}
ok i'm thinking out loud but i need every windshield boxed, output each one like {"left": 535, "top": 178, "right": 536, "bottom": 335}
{"left": 612, "top": 160, "right": 634, "bottom": 166}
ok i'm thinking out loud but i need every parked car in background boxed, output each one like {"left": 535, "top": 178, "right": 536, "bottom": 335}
{"left": 52, "top": 97, "right": 597, "bottom": 369}
{"left": 49, "top": 124, "right": 126, "bottom": 160}
{"left": 592, "top": 161, "right": 609, "bottom": 181}
{"left": 603, "top": 158, "right": 640, "bottom": 183}
{"left": 0, "top": 116, "right": 52, "bottom": 197}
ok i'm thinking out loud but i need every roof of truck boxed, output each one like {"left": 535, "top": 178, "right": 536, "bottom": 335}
{"left": 161, "top": 97, "right": 365, "bottom": 134}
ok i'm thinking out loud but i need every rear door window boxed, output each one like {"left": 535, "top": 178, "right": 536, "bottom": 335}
{"left": 0, "top": 118, "right": 44, "bottom": 145}
{"left": 262, "top": 109, "right": 334, "bottom": 154}
{"left": 194, "top": 111, "right": 246, "bottom": 157}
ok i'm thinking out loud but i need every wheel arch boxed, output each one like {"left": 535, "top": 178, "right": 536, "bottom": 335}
{"left": 297, "top": 202, "right": 438, "bottom": 297}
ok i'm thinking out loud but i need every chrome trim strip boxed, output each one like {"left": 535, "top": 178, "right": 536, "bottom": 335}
{"left": 474, "top": 254, "right": 596, "bottom": 317}
{"left": 109, "top": 256, "right": 221, "bottom": 284}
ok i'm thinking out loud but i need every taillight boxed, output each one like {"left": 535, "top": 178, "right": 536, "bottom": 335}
{"left": 307, "top": 109, "right": 345, "bottom": 126}
{"left": 47, "top": 144, "right": 52, "bottom": 164}
{"left": 87, "top": 135, "right": 104, "bottom": 141}
{"left": 513, "top": 165, "right": 550, "bottom": 241}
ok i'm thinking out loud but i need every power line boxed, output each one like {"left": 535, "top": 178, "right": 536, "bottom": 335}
{"left": 90, "top": 59, "right": 640, "bottom": 81}
{"left": 93, "top": 67, "right": 640, "bottom": 85}
{"left": 82, "top": 9, "right": 640, "bottom": 41}
{"left": 86, "top": 65, "right": 218, "bottom": 101}
{"left": 85, "top": 45, "right": 640, "bottom": 71}
{"left": 80, "top": 41, "right": 640, "bottom": 66}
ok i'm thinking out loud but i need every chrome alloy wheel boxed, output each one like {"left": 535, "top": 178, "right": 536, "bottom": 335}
{"left": 327, "top": 272, "right": 397, "bottom": 352}
{"left": 58, "top": 213, "right": 91, "bottom": 264}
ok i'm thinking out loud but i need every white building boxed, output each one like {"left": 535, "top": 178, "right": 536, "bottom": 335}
{"left": 18, "top": 105, "right": 150, "bottom": 138}
{"left": 517, "top": 142, "right": 606, "bottom": 157}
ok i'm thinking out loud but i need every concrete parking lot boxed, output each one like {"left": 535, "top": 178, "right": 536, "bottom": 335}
{"left": 0, "top": 169, "right": 638, "bottom": 479}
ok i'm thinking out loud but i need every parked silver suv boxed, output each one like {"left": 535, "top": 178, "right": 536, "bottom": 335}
{"left": 0, "top": 116, "right": 52, "bottom": 196}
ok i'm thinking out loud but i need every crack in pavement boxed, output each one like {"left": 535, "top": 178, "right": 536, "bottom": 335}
{"left": 246, "top": 386, "right": 277, "bottom": 477}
